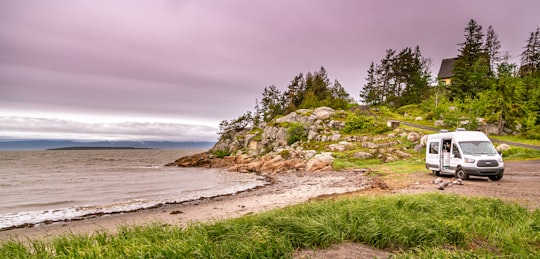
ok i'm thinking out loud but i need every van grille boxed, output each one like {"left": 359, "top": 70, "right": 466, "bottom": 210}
{"left": 477, "top": 160, "right": 499, "bottom": 167}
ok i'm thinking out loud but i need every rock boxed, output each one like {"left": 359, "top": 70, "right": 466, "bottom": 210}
{"left": 354, "top": 152, "right": 372, "bottom": 159}
{"left": 415, "top": 116, "right": 423, "bottom": 121}
{"left": 420, "top": 135, "right": 428, "bottom": 147}
{"left": 434, "top": 120, "right": 445, "bottom": 127}
{"left": 496, "top": 143, "right": 511, "bottom": 152}
{"left": 478, "top": 124, "right": 499, "bottom": 135}
{"left": 407, "top": 132, "right": 421, "bottom": 142}
{"left": 384, "top": 156, "right": 398, "bottom": 163}
{"left": 312, "top": 107, "right": 335, "bottom": 120}
{"left": 413, "top": 144, "right": 423, "bottom": 152}
{"left": 460, "top": 120, "right": 469, "bottom": 126}
{"left": 448, "top": 106, "right": 457, "bottom": 111}
{"left": 330, "top": 133, "right": 341, "bottom": 142}
{"left": 306, "top": 152, "right": 334, "bottom": 171}
{"left": 476, "top": 117, "right": 486, "bottom": 124}
{"left": 362, "top": 142, "right": 378, "bottom": 149}
{"left": 395, "top": 150, "right": 411, "bottom": 158}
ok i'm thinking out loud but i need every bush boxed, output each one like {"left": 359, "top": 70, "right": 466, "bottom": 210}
{"left": 522, "top": 125, "right": 540, "bottom": 140}
{"left": 287, "top": 123, "right": 307, "bottom": 145}
{"left": 213, "top": 150, "right": 231, "bottom": 158}
{"left": 343, "top": 114, "right": 375, "bottom": 133}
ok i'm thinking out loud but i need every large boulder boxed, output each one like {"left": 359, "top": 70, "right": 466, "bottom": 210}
{"left": 312, "top": 107, "right": 336, "bottom": 120}
{"left": 496, "top": 143, "right": 511, "bottom": 152}
{"left": 305, "top": 152, "right": 334, "bottom": 171}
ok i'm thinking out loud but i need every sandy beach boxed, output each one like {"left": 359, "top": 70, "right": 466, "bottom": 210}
{"left": 0, "top": 170, "right": 372, "bottom": 242}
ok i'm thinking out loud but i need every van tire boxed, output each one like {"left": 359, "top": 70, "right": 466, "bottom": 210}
{"left": 433, "top": 170, "right": 440, "bottom": 176}
{"left": 455, "top": 168, "right": 469, "bottom": 180}
{"left": 488, "top": 173, "right": 503, "bottom": 181}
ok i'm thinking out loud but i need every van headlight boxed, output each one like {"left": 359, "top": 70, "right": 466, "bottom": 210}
{"left": 498, "top": 158, "right": 503, "bottom": 163}
{"left": 465, "top": 158, "right": 476, "bottom": 163}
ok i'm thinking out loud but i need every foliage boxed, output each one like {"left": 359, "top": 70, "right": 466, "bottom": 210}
{"left": 218, "top": 111, "right": 254, "bottom": 136}
{"left": 256, "top": 67, "right": 355, "bottom": 123}
{"left": 342, "top": 113, "right": 375, "bottom": 133}
{"left": 360, "top": 46, "right": 432, "bottom": 107}
{"left": 520, "top": 27, "right": 540, "bottom": 77}
{"left": 286, "top": 123, "right": 307, "bottom": 145}
{"left": 499, "top": 146, "right": 540, "bottom": 161}
{"left": 3, "top": 194, "right": 539, "bottom": 258}
{"left": 213, "top": 149, "right": 231, "bottom": 158}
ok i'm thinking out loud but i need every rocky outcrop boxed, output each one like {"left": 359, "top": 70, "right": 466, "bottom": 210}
{"left": 168, "top": 107, "right": 425, "bottom": 174}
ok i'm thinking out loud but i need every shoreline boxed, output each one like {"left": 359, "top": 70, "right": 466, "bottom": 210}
{"left": 0, "top": 174, "right": 274, "bottom": 232}
{"left": 0, "top": 170, "right": 372, "bottom": 242}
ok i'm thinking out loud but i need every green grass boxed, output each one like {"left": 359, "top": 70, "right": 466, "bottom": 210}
{"left": 2, "top": 194, "right": 539, "bottom": 258}
{"left": 498, "top": 146, "right": 540, "bottom": 161}
{"left": 492, "top": 135, "right": 540, "bottom": 146}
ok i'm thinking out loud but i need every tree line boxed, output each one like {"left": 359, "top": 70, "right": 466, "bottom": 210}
{"left": 220, "top": 19, "right": 540, "bottom": 138}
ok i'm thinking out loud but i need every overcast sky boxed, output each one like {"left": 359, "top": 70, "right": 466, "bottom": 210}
{"left": 1, "top": 0, "right": 539, "bottom": 142}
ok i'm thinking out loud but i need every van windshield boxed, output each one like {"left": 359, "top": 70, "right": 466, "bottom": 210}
{"left": 459, "top": 141, "right": 497, "bottom": 155}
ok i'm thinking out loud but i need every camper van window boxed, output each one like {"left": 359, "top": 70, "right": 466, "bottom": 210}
{"left": 429, "top": 142, "right": 439, "bottom": 154}
{"left": 452, "top": 143, "right": 461, "bottom": 158}
{"left": 459, "top": 141, "right": 497, "bottom": 155}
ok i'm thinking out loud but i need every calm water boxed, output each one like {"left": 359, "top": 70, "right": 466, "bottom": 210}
{"left": 0, "top": 149, "right": 267, "bottom": 230}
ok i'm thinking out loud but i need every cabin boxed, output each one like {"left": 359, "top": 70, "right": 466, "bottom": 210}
{"left": 437, "top": 58, "right": 457, "bottom": 87}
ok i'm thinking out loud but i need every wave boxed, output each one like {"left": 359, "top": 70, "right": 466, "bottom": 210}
{"left": 0, "top": 179, "right": 270, "bottom": 231}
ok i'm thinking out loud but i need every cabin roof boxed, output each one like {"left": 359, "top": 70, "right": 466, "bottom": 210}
{"left": 437, "top": 58, "right": 458, "bottom": 79}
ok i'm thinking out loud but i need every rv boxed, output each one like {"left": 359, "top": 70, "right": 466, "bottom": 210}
{"left": 425, "top": 129, "right": 504, "bottom": 181}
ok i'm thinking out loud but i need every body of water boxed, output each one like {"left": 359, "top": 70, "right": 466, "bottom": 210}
{"left": 0, "top": 149, "right": 267, "bottom": 230}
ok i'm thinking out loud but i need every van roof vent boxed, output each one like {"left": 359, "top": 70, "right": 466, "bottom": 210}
{"left": 439, "top": 129, "right": 448, "bottom": 133}
{"left": 456, "top": 128, "right": 466, "bottom": 131}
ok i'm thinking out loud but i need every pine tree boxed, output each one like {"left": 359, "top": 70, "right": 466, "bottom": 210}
{"left": 485, "top": 25, "right": 502, "bottom": 74}
{"left": 260, "top": 85, "right": 285, "bottom": 122}
{"left": 360, "top": 62, "right": 379, "bottom": 104}
{"left": 451, "top": 19, "right": 491, "bottom": 100}
{"left": 520, "top": 27, "right": 540, "bottom": 77}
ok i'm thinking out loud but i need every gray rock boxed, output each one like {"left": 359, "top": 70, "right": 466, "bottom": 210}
{"left": 313, "top": 107, "right": 336, "bottom": 120}
{"left": 354, "top": 152, "right": 373, "bottom": 159}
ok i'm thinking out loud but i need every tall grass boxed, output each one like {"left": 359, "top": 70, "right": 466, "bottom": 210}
{"left": 2, "top": 193, "right": 539, "bottom": 258}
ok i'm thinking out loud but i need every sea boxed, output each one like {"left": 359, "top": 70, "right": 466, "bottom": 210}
{"left": 0, "top": 149, "right": 268, "bottom": 230}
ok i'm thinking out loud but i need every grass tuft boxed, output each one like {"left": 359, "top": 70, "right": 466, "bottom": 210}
{"left": 2, "top": 194, "right": 539, "bottom": 258}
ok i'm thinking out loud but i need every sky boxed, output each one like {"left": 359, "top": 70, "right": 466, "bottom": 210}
{"left": 1, "top": 0, "right": 539, "bottom": 142}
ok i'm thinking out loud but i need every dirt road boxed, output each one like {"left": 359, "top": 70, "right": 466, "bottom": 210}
{"left": 392, "top": 159, "right": 540, "bottom": 209}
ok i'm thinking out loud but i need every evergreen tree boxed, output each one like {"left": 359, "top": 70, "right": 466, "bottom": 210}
{"left": 451, "top": 19, "right": 491, "bottom": 100}
{"left": 260, "top": 85, "right": 285, "bottom": 122}
{"left": 359, "top": 62, "right": 379, "bottom": 104}
{"left": 485, "top": 25, "right": 502, "bottom": 74}
{"left": 360, "top": 46, "right": 431, "bottom": 107}
{"left": 520, "top": 27, "right": 540, "bottom": 77}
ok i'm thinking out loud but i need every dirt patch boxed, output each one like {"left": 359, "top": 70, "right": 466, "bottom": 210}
{"left": 294, "top": 159, "right": 540, "bottom": 258}
{"left": 390, "top": 159, "right": 540, "bottom": 209}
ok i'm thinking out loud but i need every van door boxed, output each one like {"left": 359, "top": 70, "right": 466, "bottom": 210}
{"left": 426, "top": 140, "right": 441, "bottom": 172}
{"left": 441, "top": 139, "right": 452, "bottom": 173}
{"left": 449, "top": 143, "right": 462, "bottom": 172}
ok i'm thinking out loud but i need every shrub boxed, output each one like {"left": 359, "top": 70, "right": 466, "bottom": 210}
{"left": 213, "top": 150, "right": 231, "bottom": 158}
{"left": 279, "top": 150, "right": 291, "bottom": 159}
{"left": 287, "top": 123, "right": 307, "bottom": 145}
{"left": 343, "top": 114, "right": 375, "bottom": 133}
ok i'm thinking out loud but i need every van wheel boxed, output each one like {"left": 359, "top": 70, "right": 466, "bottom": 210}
{"left": 455, "top": 168, "right": 469, "bottom": 180}
{"left": 488, "top": 173, "right": 503, "bottom": 181}
{"left": 433, "top": 170, "right": 440, "bottom": 176}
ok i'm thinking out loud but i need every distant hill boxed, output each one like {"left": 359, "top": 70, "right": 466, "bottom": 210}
{"left": 0, "top": 140, "right": 216, "bottom": 151}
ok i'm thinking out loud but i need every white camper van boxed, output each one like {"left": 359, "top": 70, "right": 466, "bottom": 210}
{"left": 425, "top": 129, "right": 504, "bottom": 181}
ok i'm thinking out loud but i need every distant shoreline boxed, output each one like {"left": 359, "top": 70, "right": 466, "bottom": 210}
{"left": 46, "top": 146, "right": 153, "bottom": 150}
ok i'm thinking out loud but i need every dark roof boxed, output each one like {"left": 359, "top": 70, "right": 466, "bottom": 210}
{"left": 437, "top": 58, "right": 457, "bottom": 79}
